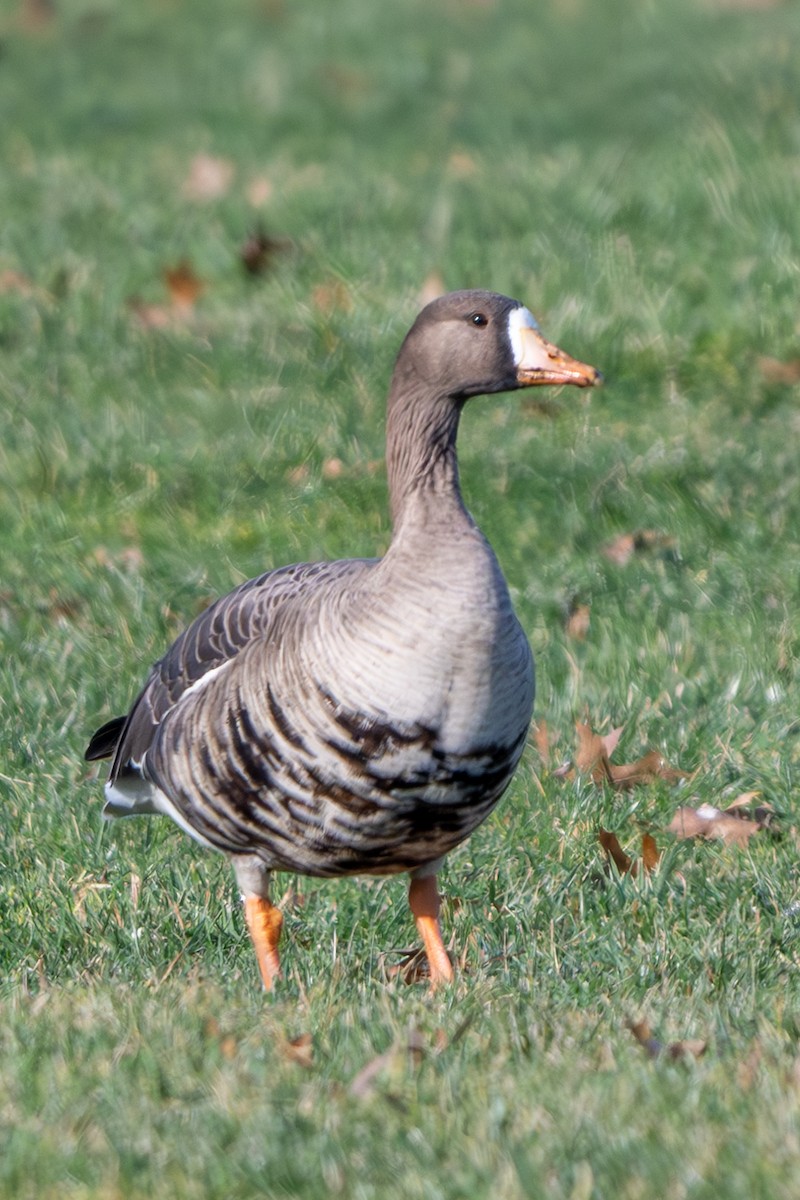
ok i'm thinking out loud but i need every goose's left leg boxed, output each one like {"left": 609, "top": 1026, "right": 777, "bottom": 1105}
{"left": 233, "top": 856, "right": 283, "bottom": 991}
{"left": 408, "top": 868, "right": 454, "bottom": 986}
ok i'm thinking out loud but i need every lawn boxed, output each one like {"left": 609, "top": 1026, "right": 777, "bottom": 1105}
{"left": 2, "top": 0, "right": 800, "bottom": 1195}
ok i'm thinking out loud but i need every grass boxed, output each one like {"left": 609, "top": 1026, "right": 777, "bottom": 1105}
{"left": 2, "top": 0, "right": 800, "bottom": 1194}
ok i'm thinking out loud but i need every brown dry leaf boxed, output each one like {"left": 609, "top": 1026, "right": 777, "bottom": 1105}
{"left": 599, "top": 831, "right": 661, "bottom": 879}
{"left": 447, "top": 152, "right": 478, "bottom": 179}
{"left": 311, "top": 279, "right": 353, "bottom": 314}
{"left": 246, "top": 175, "right": 274, "bottom": 207}
{"left": 203, "top": 1017, "right": 238, "bottom": 1060}
{"left": 601, "top": 532, "right": 636, "bottom": 566}
{"left": 641, "top": 832, "right": 661, "bottom": 874}
{"left": 565, "top": 600, "right": 591, "bottom": 641}
{"left": 598, "top": 829, "right": 636, "bottom": 876}
{"left": 724, "top": 790, "right": 762, "bottom": 812}
{"left": 129, "top": 260, "right": 205, "bottom": 328}
{"left": 90, "top": 544, "right": 144, "bottom": 573}
{"left": 385, "top": 948, "right": 430, "bottom": 985}
{"left": 666, "top": 800, "right": 765, "bottom": 847}
{"left": 282, "top": 1032, "right": 314, "bottom": 1069}
{"left": 127, "top": 299, "right": 174, "bottom": 329}
{"left": 758, "top": 356, "right": 800, "bottom": 386}
{"left": 566, "top": 723, "right": 686, "bottom": 791}
{"left": 20, "top": 0, "right": 56, "bottom": 30}
{"left": 286, "top": 463, "right": 310, "bottom": 486}
{"left": 573, "top": 722, "right": 623, "bottom": 782}
{"left": 219, "top": 1035, "right": 238, "bottom": 1060}
{"left": 609, "top": 749, "right": 687, "bottom": 789}
{"left": 45, "top": 587, "right": 83, "bottom": 625}
{"left": 628, "top": 1018, "right": 707, "bottom": 1061}
{"left": 532, "top": 719, "right": 551, "bottom": 766}
{"left": 736, "top": 1040, "right": 763, "bottom": 1091}
{"left": 240, "top": 228, "right": 290, "bottom": 276}
{"left": 182, "top": 153, "right": 235, "bottom": 201}
{"left": 349, "top": 1031, "right": 428, "bottom": 1099}
{"left": 602, "top": 529, "right": 675, "bottom": 567}
{"left": 0, "top": 269, "right": 36, "bottom": 295}
{"left": 321, "top": 457, "right": 345, "bottom": 481}
{"left": 164, "top": 261, "right": 205, "bottom": 311}
{"left": 627, "top": 1019, "right": 662, "bottom": 1058}
{"left": 349, "top": 1049, "right": 396, "bottom": 1099}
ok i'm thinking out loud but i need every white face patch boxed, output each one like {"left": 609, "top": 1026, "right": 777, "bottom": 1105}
{"left": 507, "top": 305, "right": 542, "bottom": 367}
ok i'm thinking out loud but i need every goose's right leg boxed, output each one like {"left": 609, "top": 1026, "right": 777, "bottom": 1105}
{"left": 408, "top": 869, "right": 454, "bottom": 987}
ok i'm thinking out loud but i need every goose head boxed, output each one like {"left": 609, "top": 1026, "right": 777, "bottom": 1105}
{"left": 385, "top": 291, "right": 601, "bottom": 522}
{"left": 390, "top": 289, "right": 601, "bottom": 404}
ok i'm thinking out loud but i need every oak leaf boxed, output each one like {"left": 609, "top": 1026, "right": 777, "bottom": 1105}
{"left": 598, "top": 830, "right": 661, "bottom": 878}
{"left": 666, "top": 795, "right": 775, "bottom": 846}
{"left": 564, "top": 722, "right": 687, "bottom": 790}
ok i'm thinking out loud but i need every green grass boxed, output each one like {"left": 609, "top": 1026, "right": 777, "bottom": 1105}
{"left": 3, "top": 0, "right": 800, "bottom": 1195}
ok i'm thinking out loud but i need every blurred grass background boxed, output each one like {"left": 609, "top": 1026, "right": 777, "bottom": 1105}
{"left": 2, "top": 0, "right": 800, "bottom": 1196}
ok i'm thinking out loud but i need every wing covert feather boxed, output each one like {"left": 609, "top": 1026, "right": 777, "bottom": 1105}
{"left": 106, "top": 558, "right": 373, "bottom": 780}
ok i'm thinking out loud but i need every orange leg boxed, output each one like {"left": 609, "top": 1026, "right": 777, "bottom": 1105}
{"left": 243, "top": 895, "right": 284, "bottom": 991}
{"left": 408, "top": 875, "right": 454, "bottom": 986}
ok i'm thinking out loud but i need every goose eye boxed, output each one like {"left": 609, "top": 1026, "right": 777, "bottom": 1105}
{"left": 469, "top": 313, "right": 488, "bottom": 327}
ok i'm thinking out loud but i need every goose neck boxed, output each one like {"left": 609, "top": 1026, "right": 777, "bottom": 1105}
{"left": 385, "top": 380, "right": 466, "bottom": 529}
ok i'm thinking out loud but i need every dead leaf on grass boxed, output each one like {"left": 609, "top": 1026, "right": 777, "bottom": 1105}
{"left": 311, "top": 278, "right": 353, "bottom": 314}
{"left": 598, "top": 830, "right": 661, "bottom": 878}
{"left": 349, "top": 1029, "right": 429, "bottom": 1099}
{"left": 384, "top": 948, "right": 431, "bottom": 985}
{"left": 758, "top": 356, "right": 800, "bottom": 386}
{"left": 19, "top": 0, "right": 56, "bottom": 31}
{"left": 561, "top": 722, "right": 687, "bottom": 790}
{"left": 90, "top": 544, "right": 145, "bottom": 573}
{"left": 127, "top": 299, "right": 175, "bottom": 330}
{"left": 349, "top": 1048, "right": 396, "bottom": 1099}
{"left": 182, "top": 153, "right": 235, "bottom": 201}
{"left": 281, "top": 1032, "right": 314, "bottom": 1068}
{"left": 239, "top": 227, "right": 290, "bottom": 276}
{"left": 532, "top": 719, "right": 553, "bottom": 766}
{"left": 666, "top": 794, "right": 776, "bottom": 846}
{"left": 602, "top": 529, "right": 676, "bottom": 567}
{"left": 0, "top": 269, "right": 36, "bottom": 295}
{"left": 628, "top": 1018, "right": 707, "bottom": 1061}
{"left": 447, "top": 151, "right": 478, "bottom": 179}
{"left": 565, "top": 600, "right": 591, "bottom": 641}
{"left": 598, "top": 829, "right": 635, "bottom": 876}
{"left": 128, "top": 260, "right": 205, "bottom": 329}
{"left": 164, "top": 260, "right": 205, "bottom": 310}
{"left": 246, "top": 175, "right": 274, "bottom": 207}
{"left": 641, "top": 832, "right": 660, "bottom": 873}
{"left": 321, "top": 457, "right": 345, "bottom": 481}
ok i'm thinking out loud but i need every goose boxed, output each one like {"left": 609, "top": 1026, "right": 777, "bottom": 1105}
{"left": 85, "top": 290, "right": 600, "bottom": 988}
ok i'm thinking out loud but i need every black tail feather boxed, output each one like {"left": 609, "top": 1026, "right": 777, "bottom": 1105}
{"left": 85, "top": 715, "right": 126, "bottom": 762}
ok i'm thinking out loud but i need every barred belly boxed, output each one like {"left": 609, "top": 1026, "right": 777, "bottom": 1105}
{"left": 144, "top": 673, "right": 528, "bottom": 877}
